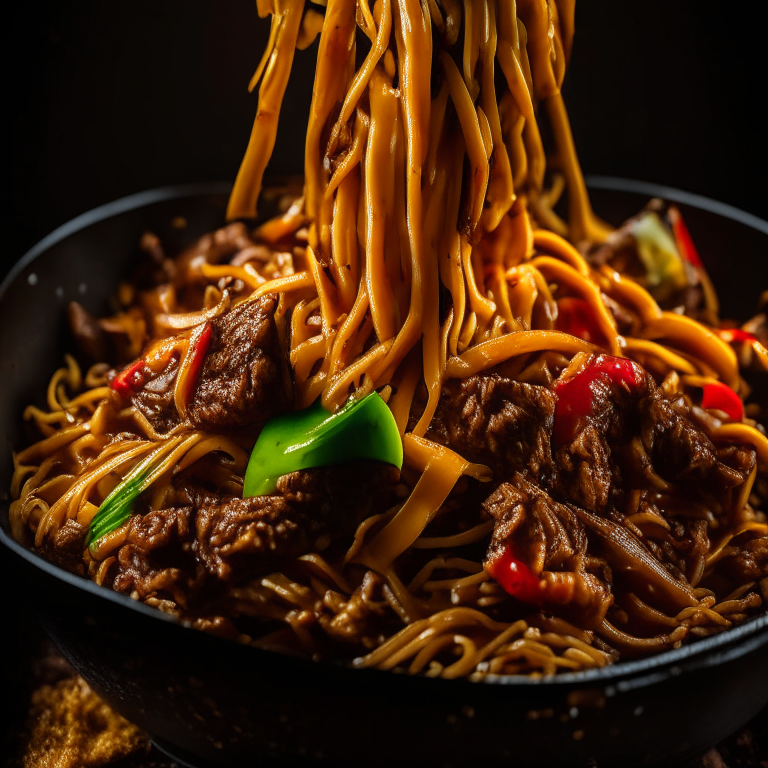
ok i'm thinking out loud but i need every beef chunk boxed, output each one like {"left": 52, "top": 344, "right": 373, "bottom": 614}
{"left": 112, "top": 506, "right": 204, "bottom": 607}
{"left": 640, "top": 385, "right": 751, "bottom": 492}
{"left": 188, "top": 294, "right": 291, "bottom": 431}
{"left": 67, "top": 302, "right": 109, "bottom": 363}
{"left": 431, "top": 366, "right": 753, "bottom": 519}
{"left": 128, "top": 293, "right": 291, "bottom": 434}
{"left": 484, "top": 473, "right": 587, "bottom": 573}
{"left": 40, "top": 519, "right": 87, "bottom": 575}
{"left": 482, "top": 474, "right": 610, "bottom": 618}
{"left": 720, "top": 535, "right": 768, "bottom": 585}
{"left": 554, "top": 424, "right": 615, "bottom": 512}
{"left": 427, "top": 375, "right": 556, "bottom": 481}
{"left": 195, "top": 462, "right": 399, "bottom": 582}
{"left": 551, "top": 368, "right": 752, "bottom": 512}
{"left": 131, "top": 356, "right": 180, "bottom": 434}
{"left": 110, "top": 461, "right": 398, "bottom": 606}
{"left": 550, "top": 362, "right": 648, "bottom": 512}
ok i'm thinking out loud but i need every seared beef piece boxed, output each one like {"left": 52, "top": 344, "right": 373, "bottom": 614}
{"left": 429, "top": 367, "right": 753, "bottom": 517}
{"left": 716, "top": 534, "right": 768, "bottom": 587}
{"left": 550, "top": 363, "right": 649, "bottom": 513}
{"left": 112, "top": 506, "right": 205, "bottom": 607}
{"left": 717, "top": 443, "right": 758, "bottom": 478}
{"left": 639, "top": 384, "right": 752, "bottom": 492}
{"left": 67, "top": 302, "right": 109, "bottom": 363}
{"left": 195, "top": 462, "right": 400, "bottom": 582}
{"left": 187, "top": 294, "right": 291, "bottom": 431}
{"left": 123, "top": 230, "right": 178, "bottom": 289}
{"left": 553, "top": 424, "right": 616, "bottom": 513}
{"left": 552, "top": 370, "right": 753, "bottom": 511}
{"left": 55, "top": 519, "right": 87, "bottom": 558}
{"left": 131, "top": 355, "right": 180, "bottom": 434}
{"left": 427, "top": 375, "right": 557, "bottom": 481}
{"left": 482, "top": 474, "right": 611, "bottom": 617}
{"left": 40, "top": 519, "right": 88, "bottom": 575}
{"left": 483, "top": 473, "right": 587, "bottom": 573}
{"left": 137, "top": 231, "right": 177, "bottom": 285}
{"left": 128, "top": 293, "right": 291, "bottom": 434}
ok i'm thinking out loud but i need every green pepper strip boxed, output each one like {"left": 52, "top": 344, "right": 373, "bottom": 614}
{"left": 243, "top": 392, "right": 403, "bottom": 498}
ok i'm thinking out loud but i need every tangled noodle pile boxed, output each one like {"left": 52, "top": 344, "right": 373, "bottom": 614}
{"left": 10, "top": 0, "right": 768, "bottom": 679}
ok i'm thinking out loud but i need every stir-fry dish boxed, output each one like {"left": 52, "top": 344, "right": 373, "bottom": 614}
{"left": 10, "top": 0, "right": 768, "bottom": 680}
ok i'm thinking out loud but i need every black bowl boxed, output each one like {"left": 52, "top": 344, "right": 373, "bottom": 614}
{"left": 1, "top": 181, "right": 767, "bottom": 768}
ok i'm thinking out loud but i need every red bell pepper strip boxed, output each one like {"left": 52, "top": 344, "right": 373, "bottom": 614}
{"left": 485, "top": 545, "right": 544, "bottom": 605}
{"left": 668, "top": 206, "right": 703, "bottom": 269}
{"left": 700, "top": 381, "right": 743, "bottom": 422}
{"left": 555, "top": 297, "right": 607, "bottom": 347}
{"left": 552, "top": 354, "right": 644, "bottom": 449}
{"left": 188, "top": 321, "right": 212, "bottom": 384}
{"left": 177, "top": 321, "right": 213, "bottom": 411}
{"left": 110, "top": 360, "right": 146, "bottom": 398}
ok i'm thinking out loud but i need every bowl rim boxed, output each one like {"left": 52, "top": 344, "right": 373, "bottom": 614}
{"left": 2, "top": 178, "right": 767, "bottom": 689}
{"left": 584, "top": 175, "right": 768, "bottom": 235}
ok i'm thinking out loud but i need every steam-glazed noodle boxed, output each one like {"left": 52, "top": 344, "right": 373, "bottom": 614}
{"left": 10, "top": 0, "right": 768, "bottom": 680}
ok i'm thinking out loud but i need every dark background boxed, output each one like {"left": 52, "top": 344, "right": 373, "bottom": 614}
{"left": 4, "top": 0, "right": 768, "bottom": 280}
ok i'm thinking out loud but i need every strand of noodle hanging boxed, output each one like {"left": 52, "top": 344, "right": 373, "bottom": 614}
{"left": 364, "top": 66, "right": 400, "bottom": 344}
{"left": 330, "top": 166, "right": 364, "bottom": 312}
{"left": 480, "top": 0, "right": 516, "bottom": 231}
{"left": 224, "top": 0, "right": 627, "bottom": 418}
{"left": 227, "top": 0, "right": 306, "bottom": 220}
{"left": 303, "top": 0, "right": 356, "bottom": 262}
{"left": 363, "top": 0, "right": 431, "bottom": 390}
{"left": 412, "top": 114, "right": 458, "bottom": 436}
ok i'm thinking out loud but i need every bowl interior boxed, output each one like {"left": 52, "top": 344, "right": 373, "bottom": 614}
{"left": 1, "top": 180, "right": 767, "bottom": 684}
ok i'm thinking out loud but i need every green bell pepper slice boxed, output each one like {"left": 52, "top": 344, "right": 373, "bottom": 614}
{"left": 243, "top": 392, "right": 403, "bottom": 498}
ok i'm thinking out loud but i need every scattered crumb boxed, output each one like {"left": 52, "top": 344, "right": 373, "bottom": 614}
{"left": 22, "top": 676, "right": 148, "bottom": 767}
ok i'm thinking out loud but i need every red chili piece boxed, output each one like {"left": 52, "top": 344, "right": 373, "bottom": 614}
{"left": 486, "top": 545, "right": 544, "bottom": 605}
{"left": 555, "top": 297, "right": 607, "bottom": 347}
{"left": 717, "top": 328, "right": 757, "bottom": 345}
{"left": 552, "top": 354, "right": 644, "bottom": 449}
{"left": 110, "top": 360, "right": 146, "bottom": 398}
{"left": 700, "top": 381, "right": 743, "bottom": 422}
{"left": 669, "top": 206, "right": 703, "bottom": 269}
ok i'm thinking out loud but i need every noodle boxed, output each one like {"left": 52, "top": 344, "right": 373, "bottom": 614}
{"left": 10, "top": 0, "right": 767, "bottom": 682}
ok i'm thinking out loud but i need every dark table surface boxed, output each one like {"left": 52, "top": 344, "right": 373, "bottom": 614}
{"left": 4, "top": 621, "right": 767, "bottom": 767}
